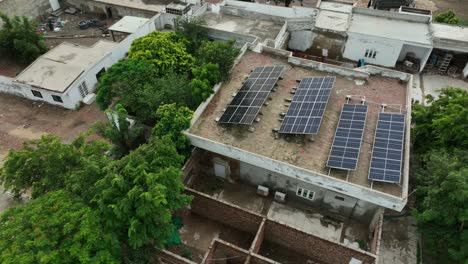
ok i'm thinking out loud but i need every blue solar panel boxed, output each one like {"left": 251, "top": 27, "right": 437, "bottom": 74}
{"left": 327, "top": 104, "right": 368, "bottom": 170}
{"left": 368, "top": 112, "right": 405, "bottom": 183}
{"left": 279, "top": 76, "right": 335, "bottom": 134}
{"left": 219, "top": 66, "right": 284, "bottom": 124}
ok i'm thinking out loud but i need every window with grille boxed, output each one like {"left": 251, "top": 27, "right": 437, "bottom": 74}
{"left": 296, "top": 187, "right": 315, "bottom": 201}
{"left": 52, "top": 95, "right": 63, "bottom": 103}
{"left": 364, "top": 49, "right": 377, "bottom": 59}
{"left": 78, "top": 81, "right": 89, "bottom": 98}
{"left": 31, "top": 90, "right": 43, "bottom": 98}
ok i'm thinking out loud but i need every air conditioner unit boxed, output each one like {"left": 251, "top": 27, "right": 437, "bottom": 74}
{"left": 257, "top": 185, "right": 269, "bottom": 197}
{"left": 274, "top": 191, "right": 286, "bottom": 203}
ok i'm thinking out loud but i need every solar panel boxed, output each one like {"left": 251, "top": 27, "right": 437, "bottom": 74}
{"left": 368, "top": 113, "right": 405, "bottom": 183}
{"left": 279, "top": 76, "right": 335, "bottom": 134}
{"left": 327, "top": 104, "right": 368, "bottom": 170}
{"left": 218, "top": 66, "right": 284, "bottom": 124}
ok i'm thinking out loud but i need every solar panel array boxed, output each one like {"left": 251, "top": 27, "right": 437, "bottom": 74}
{"left": 218, "top": 66, "right": 284, "bottom": 125}
{"left": 368, "top": 113, "right": 405, "bottom": 183}
{"left": 327, "top": 104, "right": 368, "bottom": 170}
{"left": 279, "top": 77, "right": 335, "bottom": 134}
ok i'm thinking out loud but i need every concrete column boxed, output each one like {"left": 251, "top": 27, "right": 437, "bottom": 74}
{"left": 49, "top": 0, "right": 60, "bottom": 11}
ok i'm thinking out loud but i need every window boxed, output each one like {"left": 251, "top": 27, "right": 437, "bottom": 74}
{"left": 78, "top": 81, "right": 89, "bottom": 98}
{"left": 52, "top": 95, "right": 63, "bottom": 103}
{"left": 364, "top": 49, "right": 377, "bottom": 59}
{"left": 31, "top": 90, "right": 43, "bottom": 98}
{"left": 96, "top": 68, "right": 106, "bottom": 80}
{"left": 296, "top": 187, "right": 315, "bottom": 201}
{"left": 335, "top": 196, "right": 345, "bottom": 201}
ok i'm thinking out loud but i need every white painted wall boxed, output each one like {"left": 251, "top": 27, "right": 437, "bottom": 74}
{"left": 49, "top": 0, "right": 60, "bottom": 11}
{"left": 185, "top": 133, "right": 407, "bottom": 211}
{"left": 288, "top": 30, "right": 316, "bottom": 51}
{"left": 343, "top": 33, "right": 403, "bottom": 67}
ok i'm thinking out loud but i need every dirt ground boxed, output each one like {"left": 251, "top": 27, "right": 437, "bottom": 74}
{"left": 0, "top": 93, "right": 106, "bottom": 162}
{"left": 413, "top": 0, "right": 468, "bottom": 19}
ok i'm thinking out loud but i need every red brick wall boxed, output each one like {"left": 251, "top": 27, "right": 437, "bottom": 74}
{"left": 249, "top": 254, "right": 280, "bottom": 264}
{"left": 186, "top": 188, "right": 263, "bottom": 234}
{"left": 264, "top": 220, "right": 376, "bottom": 264}
{"left": 204, "top": 240, "right": 249, "bottom": 264}
{"left": 155, "top": 249, "right": 198, "bottom": 264}
{"left": 250, "top": 219, "right": 266, "bottom": 254}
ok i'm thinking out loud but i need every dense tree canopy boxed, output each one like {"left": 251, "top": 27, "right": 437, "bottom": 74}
{"left": 128, "top": 31, "right": 194, "bottom": 76}
{"left": 196, "top": 40, "right": 239, "bottom": 81}
{"left": 175, "top": 16, "right": 208, "bottom": 54}
{"left": 0, "top": 191, "right": 120, "bottom": 264}
{"left": 93, "top": 136, "right": 191, "bottom": 249}
{"left": 95, "top": 59, "right": 157, "bottom": 110}
{"left": 411, "top": 88, "right": 468, "bottom": 263}
{"left": 93, "top": 104, "right": 145, "bottom": 158}
{"left": 152, "top": 104, "right": 193, "bottom": 157}
{"left": 412, "top": 88, "right": 468, "bottom": 152}
{"left": 0, "top": 135, "right": 110, "bottom": 200}
{"left": 0, "top": 13, "right": 48, "bottom": 63}
{"left": 434, "top": 10, "right": 460, "bottom": 25}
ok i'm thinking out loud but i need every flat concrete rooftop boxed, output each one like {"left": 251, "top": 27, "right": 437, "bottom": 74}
{"left": 109, "top": 16, "right": 149, "bottom": 33}
{"left": 15, "top": 41, "right": 116, "bottom": 93}
{"left": 201, "top": 11, "right": 283, "bottom": 41}
{"left": 92, "top": 0, "right": 170, "bottom": 12}
{"left": 189, "top": 51, "right": 408, "bottom": 197}
{"left": 348, "top": 13, "right": 432, "bottom": 46}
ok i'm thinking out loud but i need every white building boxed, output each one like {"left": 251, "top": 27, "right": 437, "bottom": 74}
{"left": 0, "top": 15, "right": 156, "bottom": 109}
{"left": 343, "top": 8, "right": 433, "bottom": 72}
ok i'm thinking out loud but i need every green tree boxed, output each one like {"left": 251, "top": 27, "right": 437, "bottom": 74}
{"left": 0, "top": 135, "right": 110, "bottom": 200}
{"left": 0, "top": 13, "right": 48, "bottom": 63}
{"left": 435, "top": 10, "right": 460, "bottom": 25}
{"left": 175, "top": 16, "right": 208, "bottom": 54}
{"left": 411, "top": 87, "right": 468, "bottom": 263}
{"left": 413, "top": 149, "right": 468, "bottom": 263}
{"left": 128, "top": 31, "right": 194, "bottom": 76}
{"left": 412, "top": 88, "right": 468, "bottom": 152}
{"left": 93, "top": 136, "right": 191, "bottom": 249}
{"left": 93, "top": 104, "right": 145, "bottom": 158}
{"left": 193, "top": 63, "right": 221, "bottom": 86}
{"left": 196, "top": 40, "right": 239, "bottom": 81}
{"left": 95, "top": 59, "right": 157, "bottom": 110}
{"left": 152, "top": 104, "right": 193, "bottom": 157}
{"left": 0, "top": 190, "right": 120, "bottom": 263}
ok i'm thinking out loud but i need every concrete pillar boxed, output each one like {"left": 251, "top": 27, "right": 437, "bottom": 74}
{"left": 49, "top": 0, "right": 60, "bottom": 11}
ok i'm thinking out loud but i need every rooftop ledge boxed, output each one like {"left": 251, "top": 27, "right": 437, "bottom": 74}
{"left": 186, "top": 50, "right": 411, "bottom": 211}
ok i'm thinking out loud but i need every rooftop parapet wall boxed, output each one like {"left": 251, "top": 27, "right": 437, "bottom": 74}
{"left": 352, "top": 7, "right": 431, "bottom": 23}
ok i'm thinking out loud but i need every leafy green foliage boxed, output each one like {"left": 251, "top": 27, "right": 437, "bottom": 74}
{"left": 95, "top": 59, "right": 157, "bottom": 110}
{"left": 175, "top": 16, "right": 208, "bottom": 54}
{"left": 0, "top": 13, "right": 48, "bottom": 63}
{"left": 128, "top": 31, "right": 194, "bottom": 76}
{"left": 189, "top": 78, "right": 212, "bottom": 106}
{"left": 196, "top": 40, "right": 239, "bottom": 81}
{"left": 93, "top": 136, "right": 191, "bottom": 249}
{"left": 152, "top": 104, "right": 193, "bottom": 157}
{"left": 93, "top": 104, "right": 145, "bottom": 158}
{"left": 0, "top": 190, "right": 120, "bottom": 263}
{"left": 413, "top": 149, "right": 468, "bottom": 263}
{"left": 435, "top": 10, "right": 460, "bottom": 25}
{"left": 411, "top": 88, "right": 468, "bottom": 263}
{"left": 193, "top": 63, "right": 221, "bottom": 86}
{"left": 412, "top": 88, "right": 468, "bottom": 152}
{"left": 0, "top": 135, "right": 110, "bottom": 200}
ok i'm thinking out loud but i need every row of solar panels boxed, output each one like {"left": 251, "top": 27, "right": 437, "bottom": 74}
{"left": 219, "top": 66, "right": 336, "bottom": 137}
{"left": 218, "top": 66, "right": 405, "bottom": 183}
{"left": 326, "top": 104, "right": 405, "bottom": 183}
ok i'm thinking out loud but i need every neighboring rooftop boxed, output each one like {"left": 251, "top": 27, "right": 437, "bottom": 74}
{"left": 315, "top": 10, "right": 350, "bottom": 32}
{"left": 91, "top": 0, "right": 172, "bottom": 12}
{"left": 319, "top": 1, "right": 353, "bottom": 13}
{"left": 431, "top": 23, "right": 468, "bottom": 52}
{"left": 347, "top": 11, "right": 432, "bottom": 46}
{"left": 15, "top": 41, "right": 116, "bottom": 93}
{"left": 201, "top": 11, "right": 283, "bottom": 41}
{"left": 189, "top": 51, "right": 408, "bottom": 197}
{"left": 109, "top": 16, "right": 149, "bottom": 33}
